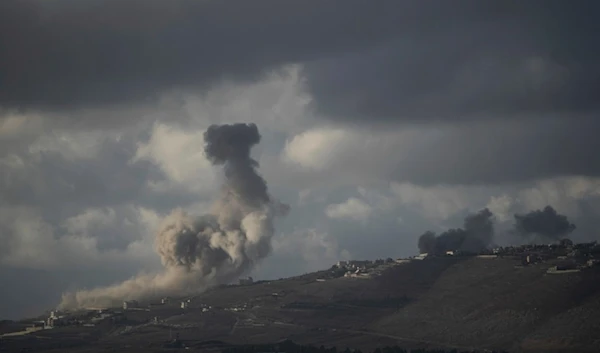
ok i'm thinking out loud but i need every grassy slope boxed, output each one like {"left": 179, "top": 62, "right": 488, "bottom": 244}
{"left": 372, "top": 257, "right": 600, "bottom": 352}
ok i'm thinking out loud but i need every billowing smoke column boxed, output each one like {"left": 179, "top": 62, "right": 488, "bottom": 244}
{"left": 59, "top": 123, "right": 288, "bottom": 309}
{"left": 514, "top": 205, "right": 576, "bottom": 242}
{"left": 417, "top": 208, "right": 495, "bottom": 254}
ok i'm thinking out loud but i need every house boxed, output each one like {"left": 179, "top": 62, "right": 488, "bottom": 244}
{"left": 239, "top": 276, "right": 254, "bottom": 285}
{"left": 181, "top": 301, "right": 189, "bottom": 309}
{"left": 123, "top": 300, "right": 139, "bottom": 310}
{"left": 522, "top": 253, "right": 541, "bottom": 266}
{"left": 556, "top": 260, "right": 577, "bottom": 271}
{"left": 337, "top": 260, "right": 371, "bottom": 270}
{"left": 414, "top": 253, "right": 428, "bottom": 260}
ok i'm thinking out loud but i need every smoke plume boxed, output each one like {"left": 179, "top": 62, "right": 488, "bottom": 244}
{"left": 59, "top": 123, "right": 288, "bottom": 309}
{"left": 514, "top": 205, "right": 576, "bottom": 242}
{"left": 417, "top": 208, "right": 495, "bottom": 254}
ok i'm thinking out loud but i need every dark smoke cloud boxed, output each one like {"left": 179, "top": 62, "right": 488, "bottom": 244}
{"left": 417, "top": 208, "right": 495, "bottom": 254}
{"left": 514, "top": 205, "right": 576, "bottom": 241}
{"left": 59, "top": 123, "right": 288, "bottom": 309}
{"left": 204, "top": 124, "right": 269, "bottom": 208}
{"left": 462, "top": 208, "right": 494, "bottom": 250}
{"left": 417, "top": 231, "right": 436, "bottom": 255}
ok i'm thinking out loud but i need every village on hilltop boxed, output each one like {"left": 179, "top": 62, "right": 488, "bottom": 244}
{"left": 3, "top": 240, "right": 599, "bottom": 340}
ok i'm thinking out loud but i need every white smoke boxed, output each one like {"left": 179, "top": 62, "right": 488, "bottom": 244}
{"left": 59, "top": 123, "right": 288, "bottom": 309}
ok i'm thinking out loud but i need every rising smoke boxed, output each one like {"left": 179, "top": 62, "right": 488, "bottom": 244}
{"left": 59, "top": 123, "right": 288, "bottom": 309}
{"left": 514, "top": 205, "right": 576, "bottom": 242}
{"left": 417, "top": 208, "right": 495, "bottom": 254}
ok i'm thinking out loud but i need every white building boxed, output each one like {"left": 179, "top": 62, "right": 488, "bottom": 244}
{"left": 337, "top": 260, "right": 371, "bottom": 270}
{"left": 123, "top": 300, "right": 139, "bottom": 310}
{"left": 239, "top": 276, "right": 254, "bottom": 285}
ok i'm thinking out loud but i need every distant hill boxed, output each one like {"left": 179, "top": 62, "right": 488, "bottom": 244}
{"left": 3, "top": 254, "right": 600, "bottom": 352}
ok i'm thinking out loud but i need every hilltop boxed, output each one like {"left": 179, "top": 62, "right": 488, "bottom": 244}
{"left": 2, "top": 242, "right": 600, "bottom": 353}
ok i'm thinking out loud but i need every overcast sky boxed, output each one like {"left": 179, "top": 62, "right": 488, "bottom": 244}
{"left": 1, "top": 0, "right": 599, "bottom": 319}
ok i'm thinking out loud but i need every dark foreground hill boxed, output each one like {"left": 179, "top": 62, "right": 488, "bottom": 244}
{"left": 1, "top": 256, "right": 599, "bottom": 353}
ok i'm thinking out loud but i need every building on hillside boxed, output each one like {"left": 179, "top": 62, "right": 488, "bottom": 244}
{"left": 46, "top": 311, "right": 66, "bottom": 328}
{"left": 556, "top": 260, "right": 577, "bottom": 271}
{"left": 337, "top": 260, "right": 372, "bottom": 270}
{"left": 181, "top": 301, "right": 189, "bottom": 309}
{"left": 414, "top": 253, "right": 428, "bottom": 260}
{"left": 239, "top": 276, "right": 254, "bottom": 285}
{"left": 521, "top": 253, "right": 541, "bottom": 266}
{"left": 111, "top": 313, "right": 126, "bottom": 323}
{"left": 27, "top": 321, "right": 46, "bottom": 331}
{"left": 123, "top": 300, "right": 139, "bottom": 310}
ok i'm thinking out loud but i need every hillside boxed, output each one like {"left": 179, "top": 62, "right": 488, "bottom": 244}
{"left": 373, "top": 257, "right": 600, "bottom": 352}
{"left": 1, "top": 255, "right": 599, "bottom": 353}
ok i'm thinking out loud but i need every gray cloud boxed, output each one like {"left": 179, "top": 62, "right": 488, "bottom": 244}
{"left": 391, "top": 119, "right": 600, "bottom": 185}
{"left": 0, "top": 133, "right": 184, "bottom": 217}
{"left": 304, "top": 2, "right": 600, "bottom": 123}
{"left": 1, "top": 0, "right": 600, "bottom": 320}
{"left": 0, "top": 0, "right": 402, "bottom": 110}
{"left": 3, "top": 0, "right": 598, "bottom": 185}
{"left": 2, "top": 1, "right": 597, "bottom": 124}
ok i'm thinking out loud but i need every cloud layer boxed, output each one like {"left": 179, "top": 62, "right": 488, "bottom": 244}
{"left": 1, "top": 0, "right": 599, "bottom": 319}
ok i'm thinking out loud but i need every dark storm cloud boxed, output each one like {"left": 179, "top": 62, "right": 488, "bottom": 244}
{"left": 1, "top": 0, "right": 599, "bottom": 187}
{"left": 391, "top": 119, "right": 600, "bottom": 185}
{"left": 304, "top": 1, "right": 600, "bottom": 122}
{"left": 0, "top": 0, "right": 405, "bottom": 110}
{"left": 0, "top": 138, "right": 174, "bottom": 214}
{"left": 2, "top": 0, "right": 597, "bottom": 123}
